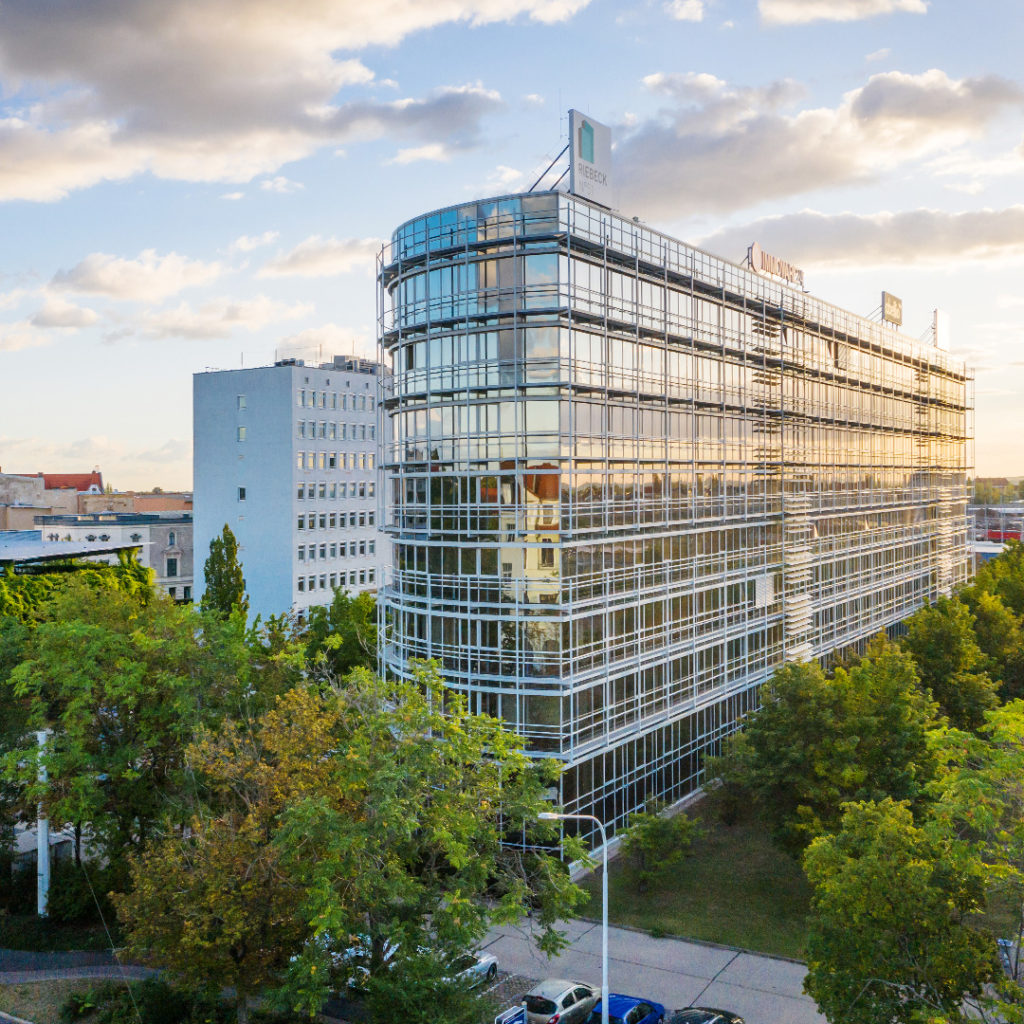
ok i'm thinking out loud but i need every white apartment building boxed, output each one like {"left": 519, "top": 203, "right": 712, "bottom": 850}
{"left": 193, "top": 356, "right": 385, "bottom": 621}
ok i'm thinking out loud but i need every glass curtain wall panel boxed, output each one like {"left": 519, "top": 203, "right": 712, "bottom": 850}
{"left": 377, "top": 191, "right": 972, "bottom": 843}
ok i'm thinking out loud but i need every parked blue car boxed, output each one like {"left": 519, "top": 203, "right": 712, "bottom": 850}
{"left": 587, "top": 994, "right": 667, "bottom": 1024}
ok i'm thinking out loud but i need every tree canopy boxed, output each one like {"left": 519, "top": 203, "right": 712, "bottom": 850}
{"left": 900, "top": 597, "right": 999, "bottom": 731}
{"left": 116, "top": 662, "right": 588, "bottom": 1024}
{"left": 712, "top": 640, "right": 938, "bottom": 853}
{"left": 803, "top": 798, "right": 996, "bottom": 1024}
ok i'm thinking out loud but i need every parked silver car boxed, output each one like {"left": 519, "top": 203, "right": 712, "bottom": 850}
{"left": 524, "top": 979, "right": 598, "bottom": 1024}
{"left": 446, "top": 949, "right": 499, "bottom": 987}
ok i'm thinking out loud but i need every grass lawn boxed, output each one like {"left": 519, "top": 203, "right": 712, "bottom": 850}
{"left": 0, "top": 979, "right": 93, "bottom": 1024}
{"left": 578, "top": 793, "right": 812, "bottom": 960}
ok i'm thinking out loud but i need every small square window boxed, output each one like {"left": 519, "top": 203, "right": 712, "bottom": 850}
{"left": 237, "top": 395, "right": 246, "bottom": 410}
{"left": 297, "top": 577, "right": 305, "bottom": 592}
{"left": 297, "top": 452, "right": 304, "bottom": 469}
{"left": 297, "top": 483, "right": 305, "bottom": 499}
{"left": 236, "top": 426, "right": 246, "bottom": 441}
{"left": 298, "top": 545, "right": 305, "bottom": 561}
{"left": 318, "top": 483, "right": 326, "bottom": 499}
{"left": 166, "top": 557, "right": 178, "bottom": 578}
{"left": 238, "top": 486, "right": 246, "bottom": 501}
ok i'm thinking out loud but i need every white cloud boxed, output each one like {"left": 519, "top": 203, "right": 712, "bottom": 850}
{"left": 51, "top": 249, "right": 223, "bottom": 303}
{"left": 760, "top": 0, "right": 927, "bottom": 25}
{"left": 277, "top": 323, "right": 376, "bottom": 362}
{"left": 387, "top": 143, "right": 452, "bottom": 164}
{"left": 30, "top": 297, "right": 99, "bottom": 328}
{"left": 228, "top": 231, "right": 279, "bottom": 254}
{"left": 523, "top": 93, "right": 546, "bottom": 108}
{"left": 259, "top": 236, "right": 382, "bottom": 278}
{"left": 617, "top": 69, "right": 1023, "bottom": 219}
{"left": 221, "top": 191, "right": 245, "bottom": 201}
{"left": 136, "top": 295, "right": 312, "bottom": 340}
{"left": 260, "top": 176, "right": 303, "bottom": 193}
{"left": 0, "top": 1, "right": 575, "bottom": 201}
{"left": 0, "top": 321, "right": 50, "bottom": 352}
{"left": 866, "top": 47, "right": 891, "bottom": 61}
{"left": 667, "top": 0, "right": 704, "bottom": 20}
{"left": 466, "top": 164, "right": 526, "bottom": 197}
{"left": 697, "top": 206, "right": 1024, "bottom": 268}
{"left": 0, "top": 288, "right": 31, "bottom": 310}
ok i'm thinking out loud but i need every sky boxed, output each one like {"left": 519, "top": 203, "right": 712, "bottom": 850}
{"left": 1, "top": 0, "right": 1022, "bottom": 491}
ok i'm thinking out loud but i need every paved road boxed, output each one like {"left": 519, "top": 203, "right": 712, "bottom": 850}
{"left": 480, "top": 919, "right": 825, "bottom": 1024}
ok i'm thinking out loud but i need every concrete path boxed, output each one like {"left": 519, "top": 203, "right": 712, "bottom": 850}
{"left": 481, "top": 919, "right": 825, "bottom": 1024}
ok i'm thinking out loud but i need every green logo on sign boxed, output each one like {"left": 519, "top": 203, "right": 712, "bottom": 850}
{"left": 578, "top": 119, "right": 595, "bottom": 163}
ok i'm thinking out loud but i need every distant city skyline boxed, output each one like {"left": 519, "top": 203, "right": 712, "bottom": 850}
{"left": 1, "top": 0, "right": 1022, "bottom": 489}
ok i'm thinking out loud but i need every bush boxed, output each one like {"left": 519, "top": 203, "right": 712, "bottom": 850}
{"left": 619, "top": 802, "right": 704, "bottom": 894}
{"left": 46, "top": 860, "right": 117, "bottom": 925}
{"left": 60, "top": 979, "right": 232, "bottom": 1024}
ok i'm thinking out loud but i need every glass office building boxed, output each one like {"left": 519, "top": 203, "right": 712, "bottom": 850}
{"left": 377, "top": 191, "right": 971, "bottom": 841}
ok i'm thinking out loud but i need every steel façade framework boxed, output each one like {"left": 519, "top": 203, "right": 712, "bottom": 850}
{"left": 376, "top": 191, "right": 971, "bottom": 842}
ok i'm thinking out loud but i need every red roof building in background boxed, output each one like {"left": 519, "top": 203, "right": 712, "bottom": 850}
{"left": 40, "top": 471, "right": 103, "bottom": 493}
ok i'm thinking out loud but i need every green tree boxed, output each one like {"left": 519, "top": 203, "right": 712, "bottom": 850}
{"left": 619, "top": 802, "right": 703, "bottom": 893}
{"left": 0, "top": 583, "right": 301, "bottom": 885}
{"left": 201, "top": 524, "right": 248, "bottom": 618}
{"left": 364, "top": 950, "right": 493, "bottom": 1024}
{"left": 974, "top": 540, "right": 1024, "bottom": 618}
{"left": 277, "top": 661, "right": 587, "bottom": 1019}
{"left": 117, "top": 663, "right": 587, "bottom": 1023}
{"left": 933, "top": 703, "right": 1024, "bottom": 1010}
{"left": 114, "top": 687, "right": 323, "bottom": 1024}
{"left": 960, "top": 587, "right": 1024, "bottom": 698}
{"left": 304, "top": 589, "right": 377, "bottom": 676}
{"left": 0, "top": 552, "right": 152, "bottom": 623}
{"left": 901, "top": 597, "right": 999, "bottom": 731}
{"left": 803, "top": 798, "right": 996, "bottom": 1024}
{"left": 712, "top": 641, "right": 938, "bottom": 853}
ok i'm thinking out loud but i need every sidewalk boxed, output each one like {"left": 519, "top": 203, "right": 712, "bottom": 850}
{"left": 481, "top": 918, "right": 825, "bottom": 1024}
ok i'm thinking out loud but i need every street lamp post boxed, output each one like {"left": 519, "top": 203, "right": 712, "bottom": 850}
{"left": 538, "top": 811, "right": 609, "bottom": 1024}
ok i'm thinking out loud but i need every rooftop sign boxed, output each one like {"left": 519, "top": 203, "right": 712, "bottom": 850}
{"left": 882, "top": 291, "right": 903, "bottom": 327}
{"left": 747, "top": 242, "right": 805, "bottom": 289}
{"left": 569, "top": 109, "right": 612, "bottom": 208}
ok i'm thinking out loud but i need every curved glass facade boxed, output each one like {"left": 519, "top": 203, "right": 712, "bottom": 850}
{"left": 377, "top": 191, "right": 971, "bottom": 839}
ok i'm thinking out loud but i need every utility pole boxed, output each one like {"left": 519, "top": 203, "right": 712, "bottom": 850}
{"left": 36, "top": 729, "right": 50, "bottom": 918}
